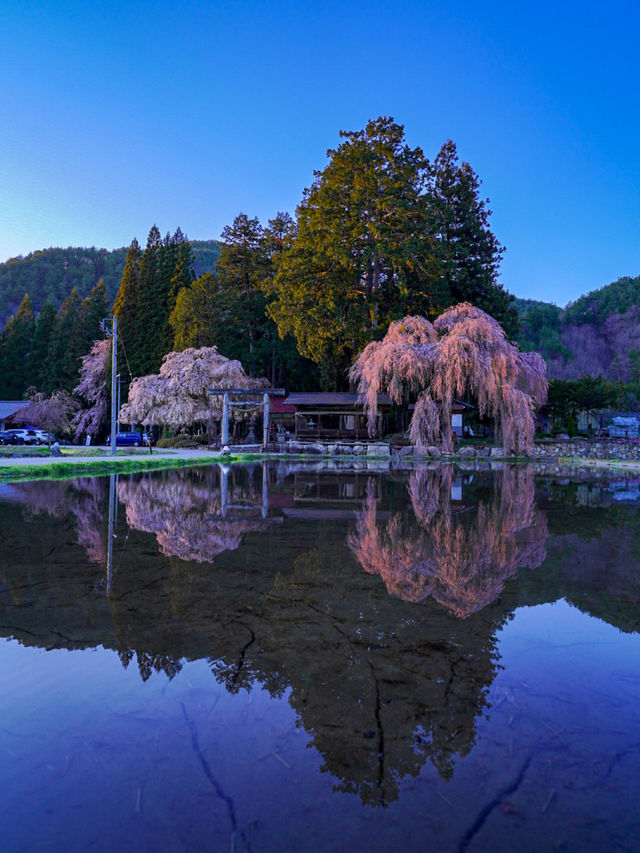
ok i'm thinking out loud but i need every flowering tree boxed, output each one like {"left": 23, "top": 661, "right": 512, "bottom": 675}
{"left": 13, "top": 389, "right": 79, "bottom": 442}
{"left": 72, "top": 338, "right": 111, "bottom": 439}
{"left": 350, "top": 303, "right": 548, "bottom": 454}
{"left": 119, "top": 346, "right": 268, "bottom": 430}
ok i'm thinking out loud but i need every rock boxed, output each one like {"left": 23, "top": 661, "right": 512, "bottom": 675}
{"left": 554, "top": 433, "right": 570, "bottom": 440}
{"left": 366, "top": 442, "right": 390, "bottom": 457}
{"left": 352, "top": 444, "right": 365, "bottom": 455}
{"left": 489, "top": 447, "right": 503, "bottom": 457}
{"left": 458, "top": 446, "right": 477, "bottom": 457}
{"left": 425, "top": 446, "right": 442, "bottom": 457}
{"left": 398, "top": 446, "right": 414, "bottom": 457}
{"left": 477, "top": 446, "right": 491, "bottom": 457}
{"left": 219, "top": 445, "right": 231, "bottom": 455}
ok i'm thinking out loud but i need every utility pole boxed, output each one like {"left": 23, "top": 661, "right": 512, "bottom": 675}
{"left": 102, "top": 317, "right": 118, "bottom": 456}
{"left": 116, "top": 374, "right": 122, "bottom": 433}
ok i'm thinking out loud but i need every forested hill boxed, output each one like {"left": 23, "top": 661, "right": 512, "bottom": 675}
{"left": 0, "top": 240, "right": 220, "bottom": 324}
{"left": 516, "top": 274, "right": 640, "bottom": 380}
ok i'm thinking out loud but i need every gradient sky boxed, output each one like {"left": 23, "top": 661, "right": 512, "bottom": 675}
{"left": 1, "top": 0, "right": 638, "bottom": 306}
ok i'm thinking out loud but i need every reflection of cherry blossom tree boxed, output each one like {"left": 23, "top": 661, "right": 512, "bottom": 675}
{"left": 350, "top": 466, "right": 547, "bottom": 615}
{"left": 12, "top": 478, "right": 107, "bottom": 563}
{"left": 350, "top": 304, "right": 548, "bottom": 453}
{"left": 119, "top": 346, "right": 268, "bottom": 429}
{"left": 72, "top": 338, "right": 111, "bottom": 439}
{"left": 117, "top": 470, "right": 269, "bottom": 562}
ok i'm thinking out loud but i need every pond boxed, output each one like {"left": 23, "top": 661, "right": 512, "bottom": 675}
{"left": 0, "top": 462, "right": 639, "bottom": 851}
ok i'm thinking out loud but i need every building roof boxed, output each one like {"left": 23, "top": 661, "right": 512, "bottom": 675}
{"left": 0, "top": 401, "right": 29, "bottom": 421}
{"left": 284, "top": 392, "right": 393, "bottom": 408}
{"left": 269, "top": 396, "right": 296, "bottom": 415}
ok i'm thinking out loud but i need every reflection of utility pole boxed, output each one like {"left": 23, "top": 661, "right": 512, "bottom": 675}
{"left": 106, "top": 473, "right": 117, "bottom": 596}
{"left": 220, "top": 464, "right": 229, "bottom": 518}
{"left": 101, "top": 316, "right": 118, "bottom": 456}
{"left": 262, "top": 461, "right": 268, "bottom": 519}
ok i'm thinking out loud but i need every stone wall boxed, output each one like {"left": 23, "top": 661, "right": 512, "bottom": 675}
{"left": 531, "top": 439, "right": 640, "bottom": 460}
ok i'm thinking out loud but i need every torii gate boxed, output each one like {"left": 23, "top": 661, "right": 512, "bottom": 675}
{"left": 208, "top": 388, "right": 286, "bottom": 447}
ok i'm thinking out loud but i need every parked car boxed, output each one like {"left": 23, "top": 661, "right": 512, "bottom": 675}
{"left": 0, "top": 428, "right": 39, "bottom": 445}
{"left": 105, "top": 431, "right": 153, "bottom": 447}
{"left": 23, "top": 426, "right": 53, "bottom": 444}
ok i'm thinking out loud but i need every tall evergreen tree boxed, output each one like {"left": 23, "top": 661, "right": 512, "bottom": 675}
{"left": 28, "top": 300, "right": 57, "bottom": 393}
{"left": 0, "top": 293, "right": 35, "bottom": 397}
{"left": 47, "top": 288, "right": 83, "bottom": 392}
{"left": 77, "top": 279, "right": 108, "bottom": 351}
{"left": 136, "top": 225, "right": 163, "bottom": 376}
{"left": 114, "top": 228, "right": 193, "bottom": 379}
{"left": 429, "top": 140, "right": 518, "bottom": 336}
{"left": 267, "top": 117, "right": 436, "bottom": 387}
{"left": 113, "top": 237, "right": 143, "bottom": 379}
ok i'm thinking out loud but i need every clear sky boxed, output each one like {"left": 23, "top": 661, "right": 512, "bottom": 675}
{"left": 1, "top": 0, "right": 638, "bottom": 306}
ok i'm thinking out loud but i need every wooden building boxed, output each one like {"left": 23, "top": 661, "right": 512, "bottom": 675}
{"left": 284, "top": 392, "right": 393, "bottom": 440}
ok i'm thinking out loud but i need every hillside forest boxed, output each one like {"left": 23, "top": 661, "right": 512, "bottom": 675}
{"left": 1, "top": 116, "right": 639, "bottom": 437}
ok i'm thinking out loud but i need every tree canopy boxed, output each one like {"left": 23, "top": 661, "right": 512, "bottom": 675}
{"left": 119, "top": 346, "right": 268, "bottom": 430}
{"left": 267, "top": 118, "right": 518, "bottom": 387}
{"left": 350, "top": 304, "right": 547, "bottom": 454}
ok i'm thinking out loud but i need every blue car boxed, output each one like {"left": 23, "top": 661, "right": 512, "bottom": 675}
{"left": 106, "top": 431, "right": 152, "bottom": 447}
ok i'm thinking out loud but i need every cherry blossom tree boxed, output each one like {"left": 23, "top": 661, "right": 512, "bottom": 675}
{"left": 119, "top": 346, "right": 268, "bottom": 430}
{"left": 350, "top": 303, "right": 547, "bottom": 454}
{"left": 72, "top": 338, "right": 111, "bottom": 439}
{"left": 13, "top": 389, "right": 79, "bottom": 443}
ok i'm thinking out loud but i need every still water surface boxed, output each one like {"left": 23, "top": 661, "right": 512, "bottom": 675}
{"left": 1, "top": 463, "right": 639, "bottom": 851}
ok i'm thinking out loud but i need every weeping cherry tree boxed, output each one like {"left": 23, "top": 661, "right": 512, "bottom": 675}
{"left": 72, "top": 338, "right": 111, "bottom": 439}
{"left": 350, "top": 303, "right": 547, "bottom": 454}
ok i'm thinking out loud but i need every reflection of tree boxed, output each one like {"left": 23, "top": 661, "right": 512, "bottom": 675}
{"left": 117, "top": 467, "right": 269, "bottom": 563}
{"left": 6, "top": 465, "right": 640, "bottom": 807}
{"left": 11, "top": 478, "right": 107, "bottom": 564}
{"left": 350, "top": 466, "right": 548, "bottom": 616}
{"left": 208, "top": 545, "right": 505, "bottom": 802}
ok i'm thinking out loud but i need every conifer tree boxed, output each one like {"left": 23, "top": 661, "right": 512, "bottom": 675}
{"left": 77, "top": 279, "right": 108, "bottom": 350}
{"left": 0, "top": 293, "right": 35, "bottom": 397}
{"left": 267, "top": 117, "right": 435, "bottom": 387}
{"left": 47, "top": 287, "right": 83, "bottom": 392}
{"left": 114, "top": 228, "right": 193, "bottom": 380}
{"left": 429, "top": 140, "right": 518, "bottom": 336}
{"left": 28, "top": 300, "right": 57, "bottom": 393}
{"left": 113, "top": 237, "right": 143, "bottom": 377}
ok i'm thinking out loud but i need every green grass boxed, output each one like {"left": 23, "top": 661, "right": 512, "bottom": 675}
{"left": 0, "top": 455, "right": 224, "bottom": 483}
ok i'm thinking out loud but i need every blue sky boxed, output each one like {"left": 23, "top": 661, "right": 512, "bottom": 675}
{"left": 1, "top": 0, "right": 638, "bottom": 306}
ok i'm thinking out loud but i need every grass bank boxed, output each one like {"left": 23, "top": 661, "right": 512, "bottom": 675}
{"left": 0, "top": 454, "right": 234, "bottom": 483}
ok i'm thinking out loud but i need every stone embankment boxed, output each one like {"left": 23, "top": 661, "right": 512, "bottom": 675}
{"left": 529, "top": 439, "right": 640, "bottom": 461}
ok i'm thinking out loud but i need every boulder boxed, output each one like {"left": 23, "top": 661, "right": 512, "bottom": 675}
{"left": 366, "top": 442, "right": 390, "bottom": 457}
{"left": 398, "top": 446, "right": 414, "bottom": 457}
{"left": 425, "top": 446, "right": 442, "bottom": 457}
{"left": 489, "top": 447, "right": 504, "bottom": 457}
{"left": 458, "top": 446, "right": 477, "bottom": 457}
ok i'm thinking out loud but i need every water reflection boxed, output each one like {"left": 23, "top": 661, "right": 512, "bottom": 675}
{"left": 350, "top": 466, "right": 548, "bottom": 615}
{"left": 1, "top": 463, "right": 640, "bottom": 809}
{"left": 117, "top": 466, "right": 272, "bottom": 564}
